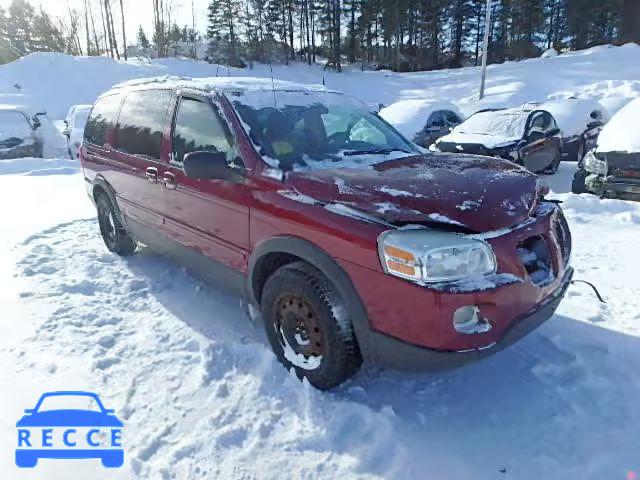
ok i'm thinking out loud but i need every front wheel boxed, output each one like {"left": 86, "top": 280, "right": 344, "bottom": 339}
{"left": 571, "top": 167, "right": 589, "bottom": 194}
{"left": 261, "top": 261, "right": 362, "bottom": 390}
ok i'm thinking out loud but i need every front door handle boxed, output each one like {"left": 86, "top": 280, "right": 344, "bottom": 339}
{"left": 145, "top": 167, "right": 158, "bottom": 183}
{"left": 162, "top": 171, "right": 177, "bottom": 190}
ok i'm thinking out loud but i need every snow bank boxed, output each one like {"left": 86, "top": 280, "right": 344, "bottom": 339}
{"left": 596, "top": 98, "right": 640, "bottom": 153}
{"left": 2, "top": 43, "right": 640, "bottom": 122}
{"left": 539, "top": 98, "right": 609, "bottom": 137}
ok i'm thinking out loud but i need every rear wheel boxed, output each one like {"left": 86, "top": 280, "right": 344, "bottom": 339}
{"left": 261, "top": 261, "right": 362, "bottom": 390}
{"left": 543, "top": 146, "right": 562, "bottom": 174}
{"left": 571, "top": 167, "right": 589, "bottom": 194}
{"left": 96, "top": 193, "right": 136, "bottom": 256}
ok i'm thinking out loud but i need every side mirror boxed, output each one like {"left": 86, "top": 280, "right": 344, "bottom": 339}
{"left": 547, "top": 127, "right": 560, "bottom": 137}
{"left": 183, "top": 151, "right": 230, "bottom": 180}
{"left": 587, "top": 121, "right": 602, "bottom": 129}
{"left": 104, "top": 409, "right": 115, "bottom": 414}
{"left": 23, "top": 409, "right": 34, "bottom": 414}
{"left": 426, "top": 125, "right": 443, "bottom": 132}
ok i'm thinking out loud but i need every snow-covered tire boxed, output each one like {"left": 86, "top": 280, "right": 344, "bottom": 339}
{"left": 260, "top": 261, "right": 362, "bottom": 390}
{"left": 96, "top": 193, "right": 136, "bottom": 256}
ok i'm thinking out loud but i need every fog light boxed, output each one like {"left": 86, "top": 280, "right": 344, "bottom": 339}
{"left": 453, "top": 305, "right": 492, "bottom": 334}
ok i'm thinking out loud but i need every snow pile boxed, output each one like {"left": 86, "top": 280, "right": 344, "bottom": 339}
{"left": 541, "top": 47, "right": 558, "bottom": 58}
{"left": 596, "top": 98, "right": 640, "bottom": 153}
{"left": 539, "top": 98, "right": 609, "bottom": 137}
{"left": 378, "top": 99, "right": 461, "bottom": 139}
{"left": 2, "top": 44, "right": 640, "bottom": 121}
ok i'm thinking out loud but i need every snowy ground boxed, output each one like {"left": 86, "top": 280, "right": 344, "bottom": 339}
{"left": 1, "top": 159, "right": 639, "bottom": 479}
{"left": 1, "top": 46, "right": 640, "bottom": 479}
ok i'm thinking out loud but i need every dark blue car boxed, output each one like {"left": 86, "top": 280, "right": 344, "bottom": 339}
{"left": 16, "top": 391, "right": 123, "bottom": 468}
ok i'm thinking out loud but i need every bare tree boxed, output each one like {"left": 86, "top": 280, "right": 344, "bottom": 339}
{"left": 88, "top": 0, "right": 101, "bottom": 55}
{"left": 104, "top": 0, "right": 120, "bottom": 60}
{"left": 66, "top": 2, "right": 83, "bottom": 55}
{"left": 119, "top": 0, "right": 127, "bottom": 59}
{"left": 99, "top": 0, "right": 112, "bottom": 57}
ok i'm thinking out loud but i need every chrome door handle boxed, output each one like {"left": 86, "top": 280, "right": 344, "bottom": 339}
{"left": 162, "top": 172, "right": 177, "bottom": 190}
{"left": 145, "top": 167, "right": 158, "bottom": 183}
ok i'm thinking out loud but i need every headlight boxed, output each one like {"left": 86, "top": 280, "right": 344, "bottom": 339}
{"left": 583, "top": 151, "right": 608, "bottom": 175}
{"left": 378, "top": 229, "right": 497, "bottom": 284}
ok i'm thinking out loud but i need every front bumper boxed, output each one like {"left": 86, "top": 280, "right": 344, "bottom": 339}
{"left": 586, "top": 173, "right": 640, "bottom": 200}
{"left": 364, "top": 267, "right": 573, "bottom": 371}
{"left": 338, "top": 202, "right": 572, "bottom": 370}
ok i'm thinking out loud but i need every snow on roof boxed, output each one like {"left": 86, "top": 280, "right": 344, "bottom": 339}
{"left": 596, "top": 97, "right": 640, "bottom": 153}
{"left": 538, "top": 98, "right": 609, "bottom": 137}
{"left": 379, "top": 99, "right": 462, "bottom": 138}
{"left": 110, "top": 75, "right": 334, "bottom": 96}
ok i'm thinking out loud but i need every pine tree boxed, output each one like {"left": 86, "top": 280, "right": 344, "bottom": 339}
{"left": 137, "top": 25, "right": 150, "bottom": 49}
{"left": 207, "top": 0, "right": 244, "bottom": 66}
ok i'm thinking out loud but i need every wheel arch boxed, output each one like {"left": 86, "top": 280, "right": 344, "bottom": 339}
{"left": 90, "top": 176, "right": 126, "bottom": 226}
{"left": 248, "top": 236, "right": 373, "bottom": 357}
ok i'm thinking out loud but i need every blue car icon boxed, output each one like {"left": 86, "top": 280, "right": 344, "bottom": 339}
{"left": 16, "top": 391, "right": 123, "bottom": 468}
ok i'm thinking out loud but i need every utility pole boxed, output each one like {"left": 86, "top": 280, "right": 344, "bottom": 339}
{"left": 479, "top": 0, "right": 492, "bottom": 100}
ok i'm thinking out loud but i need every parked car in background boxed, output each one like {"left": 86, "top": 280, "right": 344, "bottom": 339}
{"left": 63, "top": 104, "right": 92, "bottom": 158}
{"left": 379, "top": 99, "right": 463, "bottom": 148}
{"left": 529, "top": 98, "right": 608, "bottom": 162}
{"left": 80, "top": 77, "right": 572, "bottom": 390}
{"left": 572, "top": 97, "right": 640, "bottom": 200}
{"left": 0, "top": 105, "right": 43, "bottom": 159}
{"left": 435, "top": 106, "right": 563, "bottom": 174}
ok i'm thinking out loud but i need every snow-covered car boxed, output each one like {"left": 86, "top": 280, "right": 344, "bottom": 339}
{"left": 379, "top": 99, "right": 463, "bottom": 148}
{"left": 530, "top": 99, "right": 608, "bottom": 162}
{"left": 0, "top": 105, "right": 43, "bottom": 159}
{"left": 572, "top": 97, "right": 640, "bottom": 200}
{"left": 63, "top": 104, "right": 92, "bottom": 158}
{"left": 435, "top": 106, "right": 563, "bottom": 174}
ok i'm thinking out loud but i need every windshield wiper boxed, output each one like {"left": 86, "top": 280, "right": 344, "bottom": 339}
{"left": 342, "top": 147, "right": 412, "bottom": 156}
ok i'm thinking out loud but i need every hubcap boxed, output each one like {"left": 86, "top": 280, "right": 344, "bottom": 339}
{"left": 275, "top": 293, "right": 324, "bottom": 360}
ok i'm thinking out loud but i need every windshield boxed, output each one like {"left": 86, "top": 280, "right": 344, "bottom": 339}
{"left": 230, "top": 90, "right": 417, "bottom": 170}
{"left": 456, "top": 110, "right": 527, "bottom": 139}
{"left": 0, "top": 111, "right": 31, "bottom": 140}
{"left": 73, "top": 109, "right": 91, "bottom": 129}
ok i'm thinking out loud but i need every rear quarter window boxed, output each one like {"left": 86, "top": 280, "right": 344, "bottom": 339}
{"left": 84, "top": 94, "right": 123, "bottom": 146}
{"left": 117, "top": 89, "right": 172, "bottom": 160}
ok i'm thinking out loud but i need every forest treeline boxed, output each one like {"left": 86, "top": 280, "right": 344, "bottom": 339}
{"left": 1, "top": 0, "right": 639, "bottom": 72}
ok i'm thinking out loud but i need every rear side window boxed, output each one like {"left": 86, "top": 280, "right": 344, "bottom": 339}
{"left": 444, "top": 110, "right": 461, "bottom": 125}
{"left": 171, "top": 98, "right": 233, "bottom": 164}
{"left": 84, "top": 94, "right": 122, "bottom": 146}
{"left": 426, "top": 111, "right": 445, "bottom": 128}
{"left": 117, "top": 90, "right": 172, "bottom": 160}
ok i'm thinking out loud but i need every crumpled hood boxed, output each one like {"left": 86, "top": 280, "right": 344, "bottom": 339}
{"left": 286, "top": 153, "right": 541, "bottom": 232}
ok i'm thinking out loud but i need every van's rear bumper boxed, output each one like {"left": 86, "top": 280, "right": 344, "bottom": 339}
{"left": 365, "top": 267, "right": 573, "bottom": 371}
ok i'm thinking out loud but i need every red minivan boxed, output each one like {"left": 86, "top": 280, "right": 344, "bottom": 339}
{"left": 80, "top": 77, "right": 573, "bottom": 389}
